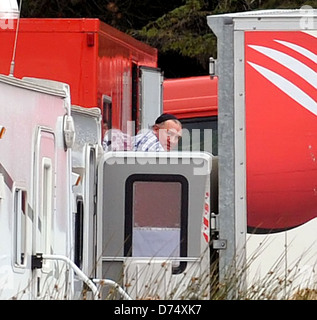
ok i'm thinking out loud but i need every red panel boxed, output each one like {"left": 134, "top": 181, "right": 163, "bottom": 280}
{"left": 0, "top": 18, "right": 158, "bottom": 131}
{"left": 245, "top": 31, "right": 317, "bottom": 231}
{"left": 163, "top": 76, "right": 218, "bottom": 119}
{"left": 0, "top": 18, "right": 98, "bottom": 108}
{"left": 97, "top": 24, "right": 157, "bottom": 130}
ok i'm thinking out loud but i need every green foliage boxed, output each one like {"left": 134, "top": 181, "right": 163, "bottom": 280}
{"left": 129, "top": 0, "right": 216, "bottom": 69}
{"left": 129, "top": 0, "right": 317, "bottom": 75}
{"left": 21, "top": 0, "right": 185, "bottom": 31}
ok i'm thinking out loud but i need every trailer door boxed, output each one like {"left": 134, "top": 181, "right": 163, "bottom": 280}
{"left": 139, "top": 66, "right": 163, "bottom": 130}
{"left": 32, "top": 127, "right": 56, "bottom": 298}
{"left": 96, "top": 151, "right": 213, "bottom": 299}
{"left": 83, "top": 145, "right": 97, "bottom": 277}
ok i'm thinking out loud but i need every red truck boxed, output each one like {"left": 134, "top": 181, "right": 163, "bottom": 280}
{"left": 0, "top": 18, "right": 161, "bottom": 134}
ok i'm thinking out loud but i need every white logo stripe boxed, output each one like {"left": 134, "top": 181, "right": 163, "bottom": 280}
{"left": 248, "top": 45, "right": 317, "bottom": 89}
{"left": 248, "top": 62, "right": 317, "bottom": 116}
{"left": 274, "top": 40, "right": 317, "bottom": 63}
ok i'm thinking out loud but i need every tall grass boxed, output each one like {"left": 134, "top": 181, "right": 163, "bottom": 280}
{"left": 96, "top": 236, "right": 317, "bottom": 301}
{"left": 207, "top": 235, "right": 317, "bottom": 300}
{"left": 7, "top": 235, "right": 317, "bottom": 300}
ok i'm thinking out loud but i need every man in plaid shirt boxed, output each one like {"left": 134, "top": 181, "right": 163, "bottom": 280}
{"left": 103, "top": 113, "right": 182, "bottom": 152}
{"left": 133, "top": 113, "right": 182, "bottom": 151}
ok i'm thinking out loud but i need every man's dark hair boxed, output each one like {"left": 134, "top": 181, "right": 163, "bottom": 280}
{"left": 155, "top": 113, "right": 179, "bottom": 124}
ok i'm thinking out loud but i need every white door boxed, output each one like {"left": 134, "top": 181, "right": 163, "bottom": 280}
{"left": 32, "top": 127, "right": 55, "bottom": 299}
{"left": 83, "top": 145, "right": 98, "bottom": 278}
{"left": 97, "top": 151, "right": 213, "bottom": 299}
{"left": 139, "top": 66, "right": 163, "bottom": 130}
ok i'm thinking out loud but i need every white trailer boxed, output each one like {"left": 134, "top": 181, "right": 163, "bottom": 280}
{"left": 208, "top": 9, "right": 317, "bottom": 298}
{"left": 0, "top": 75, "right": 75, "bottom": 299}
{"left": 0, "top": 75, "right": 119, "bottom": 300}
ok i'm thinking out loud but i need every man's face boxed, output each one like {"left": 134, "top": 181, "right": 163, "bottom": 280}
{"left": 154, "top": 120, "right": 182, "bottom": 151}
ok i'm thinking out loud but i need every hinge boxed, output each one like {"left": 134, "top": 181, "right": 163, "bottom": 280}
{"left": 212, "top": 239, "right": 227, "bottom": 250}
{"left": 31, "top": 253, "right": 43, "bottom": 269}
{"left": 210, "top": 213, "right": 226, "bottom": 249}
{"left": 209, "top": 57, "right": 217, "bottom": 78}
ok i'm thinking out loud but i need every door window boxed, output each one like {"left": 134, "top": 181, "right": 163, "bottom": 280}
{"left": 125, "top": 174, "right": 188, "bottom": 273}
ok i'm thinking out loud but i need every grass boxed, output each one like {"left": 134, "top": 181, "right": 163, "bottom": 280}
{"left": 6, "top": 233, "right": 317, "bottom": 300}
{"left": 7, "top": 253, "right": 317, "bottom": 300}
{"left": 207, "top": 234, "right": 317, "bottom": 300}
{"left": 95, "top": 249, "right": 317, "bottom": 301}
